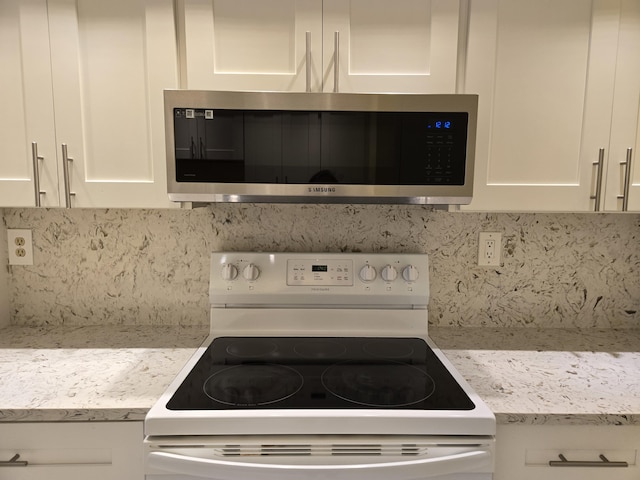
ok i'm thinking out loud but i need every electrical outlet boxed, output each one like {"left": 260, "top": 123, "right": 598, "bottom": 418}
{"left": 7, "top": 229, "right": 33, "bottom": 265}
{"left": 478, "top": 232, "right": 501, "bottom": 267}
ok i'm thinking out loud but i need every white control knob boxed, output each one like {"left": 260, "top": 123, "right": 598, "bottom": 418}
{"left": 402, "top": 265, "right": 419, "bottom": 282}
{"left": 359, "top": 264, "right": 377, "bottom": 282}
{"left": 221, "top": 263, "right": 238, "bottom": 281}
{"left": 242, "top": 263, "right": 260, "bottom": 281}
{"left": 381, "top": 265, "right": 398, "bottom": 282}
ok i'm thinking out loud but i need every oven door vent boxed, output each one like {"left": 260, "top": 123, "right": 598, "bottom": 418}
{"left": 218, "top": 443, "right": 427, "bottom": 457}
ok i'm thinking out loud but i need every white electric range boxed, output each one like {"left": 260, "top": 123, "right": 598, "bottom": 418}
{"left": 145, "top": 252, "right": 495, "bottom": 480}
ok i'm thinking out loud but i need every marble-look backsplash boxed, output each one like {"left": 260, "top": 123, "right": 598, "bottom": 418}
{"left": 2, "top": 206, "right": 639, "bottom": 328}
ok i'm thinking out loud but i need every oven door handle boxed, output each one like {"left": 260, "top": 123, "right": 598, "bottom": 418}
{"left": 148, "top": 449, "right": 490, "bottom": 479}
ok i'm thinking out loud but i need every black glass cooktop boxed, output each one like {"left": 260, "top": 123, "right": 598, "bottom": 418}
{"left": 167, "top": 337, "right": 475, "bottom": 411}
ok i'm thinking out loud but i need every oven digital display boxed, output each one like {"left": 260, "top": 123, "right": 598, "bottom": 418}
{"left": 287, "top": 259, "right": 353, "bottom": 286}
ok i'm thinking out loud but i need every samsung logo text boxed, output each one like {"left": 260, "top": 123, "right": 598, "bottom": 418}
{"left": 308, "top": 187, "right": 337, "bottom": 193}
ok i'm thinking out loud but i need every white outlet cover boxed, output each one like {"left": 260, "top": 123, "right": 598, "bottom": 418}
{"left": 478, "top": 232, "right": 501, "bottom": 267}
{"left": 7, "top": 229, "right": 33, "bottom": 266}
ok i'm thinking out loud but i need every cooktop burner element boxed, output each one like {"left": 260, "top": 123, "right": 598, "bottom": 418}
{"left": 203, "top": 364, "right": 303, "bottom": 406}
{"left": 321, "top": 360, "right": 435, "bottom": 407}
{"left": 166, "top": 336, "right": 475, "bottom": 411}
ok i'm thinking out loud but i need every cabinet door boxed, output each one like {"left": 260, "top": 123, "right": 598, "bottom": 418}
{"left": 495, "top": 424, "right": 640, "bottom": 480}
{"left": 181, "top": 0, "right": 323, "bottom": 92}
{"left": 0, "top": 422, "right": 143, "bottom": 480}
{"left": 604, "top": 0, "right": 640, "bottom": 211}
{"left": 462, "top": 0, "right": 620, "bottom": 212}
{"left": 47, "top": 0, "right": 179, "bottom": 208}
{"left": 322, "top": 0, "right": 461, "bottom": 94}
{"left": 630, "top": 105, "right": 640, "bottom": 211}
{"left": 0, "top": 0, "right": 60, "bottom": 207}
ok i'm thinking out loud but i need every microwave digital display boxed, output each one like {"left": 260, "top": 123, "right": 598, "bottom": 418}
{"left": 429, "top": 120, "right": 452, "bottom": 129}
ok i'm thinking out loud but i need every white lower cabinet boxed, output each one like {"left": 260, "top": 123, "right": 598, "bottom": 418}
{"left": 0, "top": 422, "right": 143, "bottom": 480}
{"left": 495, "top": 424, "right": 640, "bottom": 480}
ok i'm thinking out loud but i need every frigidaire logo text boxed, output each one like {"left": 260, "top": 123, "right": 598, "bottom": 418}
{"left": 308, "top": 187, "right": 337, "bottom": 193}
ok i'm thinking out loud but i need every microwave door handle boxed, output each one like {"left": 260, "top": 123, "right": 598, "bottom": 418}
{"left": 148, "top": 449, "right": 490, "bottom": 480}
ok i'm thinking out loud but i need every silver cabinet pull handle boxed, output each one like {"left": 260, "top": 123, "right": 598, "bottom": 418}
{"left": 31, "top": 142, "right": 46, "bottom": 207}
{"left": 549, "top": 453, "right": 628, "bottom": 468}
{"left": 61, "top": 143, "right": 76, "bottom": 208}
{"left": 617, "top": 147, "right": 633, "bottom": 211}
{"left": 591, "top": 148, "right": 605, "bottom": 212}
{"left": 333, "top": 31, "right": 340, "bottom": 93}
{"left": 0, "top": 453, "right": 28, "bottom": 467}
{"left": 305, "top": 31, "right": 312, "bottom": 92}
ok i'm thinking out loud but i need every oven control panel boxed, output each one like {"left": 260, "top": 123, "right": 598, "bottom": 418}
{"left": 210, "top": 252, "right": 429, "bottom": 307}
{"left": 287, "top": 259, "right": 353, "bottom": 286}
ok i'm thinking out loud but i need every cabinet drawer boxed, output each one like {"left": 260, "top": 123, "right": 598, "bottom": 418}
{"left": 496, "top": 425, "right": 640, "bottom": 480}
{"left": 0, "top": 422, "right": 143, "bottom": 480}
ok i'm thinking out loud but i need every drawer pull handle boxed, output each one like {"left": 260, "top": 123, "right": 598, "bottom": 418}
{"left": 0, "top": 454, "right": 28, "bottom": 467}
{"left": 549, "top": 453, "right": 628, "bottom": 468}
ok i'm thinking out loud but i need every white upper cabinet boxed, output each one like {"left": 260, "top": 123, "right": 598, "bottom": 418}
{"left": 3, "top": 0, "right": 636, "bottom": 210}
{"left": 0, "top": 0, "right": 59, "bottom": 207}
{"left": 463, "top": 0, "right": 640, "bottom": 212}
{"left": 47, "top": 0, "right": 179, "bottom": 208}
{"left": 322, "top": 0, "right": 461, "bottom": 93}
{"left": 0, "top": 0, "right": 179, "bottom": 209}
{"left": 180, "top": 0, "right": 323, "bottom": 92}
{"left": 630, "top": 106, "right": 640, "bottom": 211}
{"left": 604, "top": 0, "right": 640, "bottom": 211}
{"left": 180, "top": 0, "right": 463, "bottom": 93}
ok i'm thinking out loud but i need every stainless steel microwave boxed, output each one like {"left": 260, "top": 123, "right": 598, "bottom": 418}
{"left": 165, "top": 90, "right": 477, "bottom": 204}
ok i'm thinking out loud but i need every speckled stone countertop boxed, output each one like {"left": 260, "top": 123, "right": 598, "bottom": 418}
{"left": 1, "top": 326, "right": 638, "bottom": 426}
{"left": 0, "top": 325, "right": 209, "bottom": 422}
{"left": 430, "top": 327, "right": 640, "bottom": 426}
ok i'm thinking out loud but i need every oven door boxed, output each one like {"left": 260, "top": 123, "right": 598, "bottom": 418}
{"left": 145, "top": 435, "right": 494, "bottom": 480}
